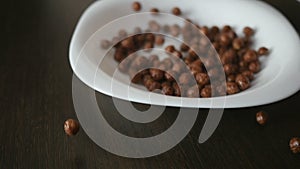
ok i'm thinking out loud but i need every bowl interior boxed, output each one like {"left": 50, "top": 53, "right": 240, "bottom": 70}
{"left": 69, "top": 0, "right": 300, "bottom": 108}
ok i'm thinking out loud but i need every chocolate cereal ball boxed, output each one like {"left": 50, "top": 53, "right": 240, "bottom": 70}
{"left": 226, "top": 82, "right": 240, "bottom": 95}
{"left": 179, "top": 73, "right": 192, "bottom": 85}
{"left": 235, "top": 74, "right": 250, "bottom": 90}
{"left": 132, "top": 2, "right": 142, "bottom": 11}
{"left": 201, "top": 86, "right": 212, "bottom": 98}
{"left": 150, "top": 68, "right": 164, "bottom": 81}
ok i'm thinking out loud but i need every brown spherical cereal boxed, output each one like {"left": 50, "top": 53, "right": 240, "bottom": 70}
{"left": 226, "top": 30, "right": 237, "bottom": 40}
{"left": 219, "top": 34, "right": 231, "bottom": 47}
{"left": 188, "top": 48, "right": 198, "bottom": 58}
{"left": 64, "top": 119, "right": 80, "bottom": 136}
{"left": 101, "top": 40, "right": 111, "bottom": 49}
{"left": 243, "top": 50, "right": 258, "bottom": 63}
{"left": 170, "top": 24, "right": 181, "bottom": 37}
{"left": 145, "top": 33, "right": 155, "bottom": 42}
{"left": 248, "top": 61, "right": 261, "bottom": 73}
{"left": 195, "top": 73, "right": 210, "bottom": 86}
{"left": 119, "top": 30, "right": 128, "bottom": 39}
{"left": 158, "top": 58, "right": 169, "bottom": 68}
{"left": 211, "top": 26, "right": 220, "bottom": 33}
{"left": 216, "top": 84, "right": 227, "bottom": 96}
{"left": 150, "top": 8, "right": 159, "bottom": 15}
{"left": 172, "top": 7, "right": 181, "bottom": 16}
{"left": 235, "top": 74, "right": 250, "bottom": 90}
{"left": 210, "top": 26, "right": 220, "bottom": 38}
{"left": 221, "top": 49, "right": 237, "bottom": 64}
{"left": 199, "top": 26, "right": 210, "bottom": 37}
{"left": 232, "top": 38, "right": 245, "bottom": 50}
{"left": 203, "top": 58, "right": 216, "bottom": 69}
{"left": 143, "top": 42, "right": 154, "bottom": 52}
{"left": 143, "top": 74, "right": 152, "bottom": 84}
{"left": 243, "top": 26, "right": 254, "bottom": 37}
{"left": 237, "top": 47, "right": 248, "bottom": 57}
{"left": 121, "top": 37, "right": 134, "bottom": 48}
{"left": 149, "top": 55, "right": 159, "bottom": 64}
{"left": 256, "top": 111, "right": 268, "bottom": 125}
{"left": 155, "top": 35, "right": 165, "bottom": 46}
{"left": 134, "top": 34, "right": 145, "bottom": 44}
{"left": 218, "top": 47, "right": 227, "bottom": 56}
{"left": 184, "top": 55, "right": 195, "bottom": 65}
{"left": 180, "top": 43, "right": 190, "bottom": 52}
{"left": 211, "top": 42, "right": 220, "bottom": 51}
{"left": 140, "top": 69, "right": 150, "bottom": 76}
{"left": 144, "top": 78, "right": 153, "bottom": 86}
{"left": 190, "top": 66, "right": 203, "bottom": 76}
{"left": 118, "top": 59, "right": 131, "bottom": 73}
{"left": 239, "top": 61, "right": 249, "bottom": 72}
{"left": 158, "top": 64, "right": 167, "bottom": 71}
{"left": 242, "top": 70, "right": 254, "bottom": 81}
{"left": 149, "top": 68, "right": 164, "bottom": 81}
{"left": 133, "top": 27, "right": 142, "bottom": 34}
{"left": 165, "top": 45, "right": 176, "bottom": 53}
{"left": 290, "top": 137, "right": 300, "bottom": 154}
{"left": 161, "top": 81, "right": 171, "bottom": 87}
{"left": 152, "top": 60, "right": 160, "bottom": 68}
{"left": 172, "top": 62, "right": 185, "bottom": 73}
{"left": 190, "top": 59, "right": 203, "bottom": 67}
{"left": 223, "top": 64, "right": 238, "bottom": 75}
{"left": 208, "top": 68, "right": 220, "bottom": 79}
{"left": 114, "top": 48, "right": 126, "bottom": 62}
{"left": 165, "top": 70, "right": 177, "bottom": 82}
{"left": 187, "top": 85, "right": 200, "bottom": 98}
{"left": 162, "top": 85, "right": 174, "bottom": 96}
{"left": 147, "top": 80, "right": 161, "bottom": 91}
{"left": 258, "top": 47, "right": 269, "bottom": 56}
{"left": 227, "top": 74, "right": 236, "bottom": 82}
{"left": 179, "top": 73, "right": 192, "bottom": 85}
{"left": 201, "top": 86, "right": 212, "bottom": 98}
{"left": 132, "top": 56, "right": 148, "bottom": 69}
{"left": 172, "top": 50, "right": 183, "bottom": 59}
{"left": 132, "top": 2, "right": 142, "bottom": 11}
{"left": 129, "top": 69, "right": 143, "bottom": 84}
{"left": 226, "top": 82, "right": 240, "bottom": 95}
{"left": 173, "top": 82, "right": 181, "bottom": 96}
{"left": 149, "top": 20, "right": 161, "bottom": 32}
{"left": 222, "top": 25, "right": 232, "bottom": 32}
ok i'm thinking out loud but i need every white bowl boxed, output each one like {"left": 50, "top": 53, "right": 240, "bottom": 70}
{"left": 69, "top": 0, "right": 300, "bottom": 108}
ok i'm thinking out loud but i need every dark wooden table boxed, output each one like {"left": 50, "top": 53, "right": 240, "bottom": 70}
{"left": 1, "top": 0, "right": 299, "bottom": 168}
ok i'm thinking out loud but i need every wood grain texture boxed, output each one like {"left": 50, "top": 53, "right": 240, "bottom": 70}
{"left": 0, "top": 0, "right": 299, "bottom": 168}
